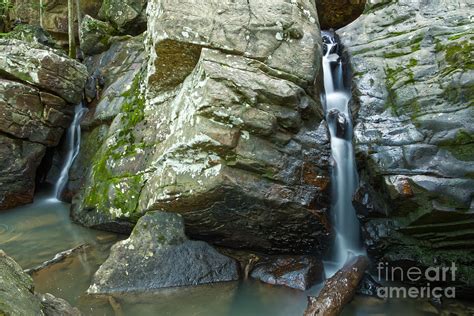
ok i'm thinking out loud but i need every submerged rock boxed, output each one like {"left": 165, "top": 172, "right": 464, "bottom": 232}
{"left": 339, "top": 0, "right": 474, "bottom": 295}
{"left": 88, "top": 212, "right": 239, "bottom": 294}
{"left": 250, "top": 256, "right": 324, "bottom": 290}
{"left": 71, "top": 0, "right": 332, "bottom": 255}
{"left": 0, "top": 250, "right": 80, "bottom": 315}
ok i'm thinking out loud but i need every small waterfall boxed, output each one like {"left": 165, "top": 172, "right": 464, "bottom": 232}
{"left": 53, "top": 103, "right": 87, "bottom": 199}
{"left": 321, "top": 31, "right": 362, "bottom": 276}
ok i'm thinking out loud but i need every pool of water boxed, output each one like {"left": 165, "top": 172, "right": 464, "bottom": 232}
{"left": 1, "top": 191, "right": 473, "bottom": 316}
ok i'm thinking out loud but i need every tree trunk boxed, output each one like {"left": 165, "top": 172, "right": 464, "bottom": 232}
{"left": 68, "top": 0, "right": 76, "bottom": 58}
{"left": 39, "top": 0, "right": 44, "bottom": 28}
{"left": 304, "top": 256, "right": 369, "bottom": 316}
{"left": 75, "top": 0, "right": 82, "bottom": 32}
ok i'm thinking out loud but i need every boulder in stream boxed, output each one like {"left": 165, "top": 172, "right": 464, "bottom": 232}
{"left": 250, "top": 256, "right": 324, "bottom": 290}
{"left": 0, "top": 250, "right": 80, "bottom": 316}
{"left": 88, "top": 211, "right": 239, "bottom": 294}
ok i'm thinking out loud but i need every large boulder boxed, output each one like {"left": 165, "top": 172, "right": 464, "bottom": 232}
{"left": 0, "top": 39, "right": 87, "bottom": 210}
{"left": 71, "top": 0, "right": 332, "bottom": 255}
{"left": 88, "top": 211, "right": 239, "bottom": 294}
{"left": 0, "top": 39, "right": 87, "bottom": 104}
{"left": 338, "top": 0, "right": 474, "bottom": 295}
{"left": 0, "top": 250, "right": 80, "bottom": 315}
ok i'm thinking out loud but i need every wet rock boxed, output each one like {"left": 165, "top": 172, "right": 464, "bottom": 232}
{"left": 0, "top": 250, "right": 42, "bottom": 315}
{"left": 327, "top": 109, "right": 347, "bottom": 138}
{"left": 250, "top": 256, "right": 324, "bottom": 290}
{"left": 338, "top": 0, "right": 474, "bottom": 294}
{"left": 0, "top": 250, "right": 80, "bottom": 315}
{"left": 37, "top": 293, "right": 81, "bottom": 316}
{"left": 315, "top": 0, "right": 366, "bottom": 29}
{"left": 356, "top": 273, "right": 381, "bottom": 297}
{"left": 80, "top": 15, "right": 116, "bottom": 56}
{"left": 99, "top": 0, "right": 148, "bottom": 35}
{"left": 0, "top": 135, "right": 45, "bottom": 210}
{"left": 3, "top": 24, "right": 59, "bottom": 49}
{"left": 88, "top": 212, "right": 239, "bottom": 294}
{"left": 0, "top": 39, "right": 87, "bottom": 104}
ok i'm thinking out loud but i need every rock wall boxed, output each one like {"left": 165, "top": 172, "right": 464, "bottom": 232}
{"left": 339, "top": 0, "right": 474, "bottom": 294}
{"left": 0, "top": 39, "right": 87, "bottom": 209}
{"left": 71, "top": 0, "right": 333, "bottom": 255}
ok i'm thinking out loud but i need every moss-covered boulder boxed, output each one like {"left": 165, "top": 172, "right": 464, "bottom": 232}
{"left": 80, "top": 15, "right": 116, "bottom": 56}
{"left": 98, "top": 0, "right": 147, "bottom": 35}
{"left": 1, "top": 24, "right": 59, "bottom": 49}
{"left": 71, "top": 0, "right": 332, "bottom": 255}
{"left": 338, "top": 0, "right": 474, "bottom": 295}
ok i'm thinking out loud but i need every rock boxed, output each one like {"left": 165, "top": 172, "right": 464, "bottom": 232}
{"left": 99, "top": 0, "right": 147, "bottom": 35}
{"left": 87, "top": 211, "right": 239, "bottom": 294}
{"left": 146, "top": 0, "right": 322, "bottom": 89}
{"left": 0, "top": 250, "right": 42, "bottom": 315}
{"left": 250, "top": 256, "right": 324, "bottom": 290}
{"left": 327, "top": 109, "right": 347, "bottom": 138}
{"left": 0, "top": 79, "right": 73, "bottom": 146}
{"left": 59, "top": 35, "right": 145, "bottom": 199}
{"left": 0, "top": 38, "right": 87, "bottom": 210}
{"left": 71, "top": 0, "right": 331, "bottom": 255}
{"left": 356, "top": 273, "right": 381, "bottom": 297}
{"left": 0, "top": 135, "right": 45, "bottom": 210}
{"left": 37, "top": 293, "right": 81, "bottom": 316}
{"left": 12, "top": 0, "right": 102, "bottom": 45}
{"left": 0, "top": 39, "right": 88, "bottom": 104}
{"left": 80, "top": 15, "right": 116, "bottom": 56}
{"left": 3, "top": 24, "right": 59, "bottom": 49}
{"left": 315, "top": 0, "right": 366, "bottom": 30}
{"left": 338, "top": 0, "right": 474, "bottom": 295}
{"left": 0, "top": 250, "right": 80, "bottom": 315}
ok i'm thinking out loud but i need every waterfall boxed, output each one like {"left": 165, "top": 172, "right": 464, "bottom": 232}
{"left": 321, "top": 31, "right": 362, "bottom": 276}
{"left": 53, "top": 103, "right": 87, "bottom": 199}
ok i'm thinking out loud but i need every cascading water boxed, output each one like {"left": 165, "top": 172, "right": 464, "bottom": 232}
{"left": 53, "top": 103, "right": 87, "bottom": 199}
{"left": 321, "top": 31, "right": 362, "bottom": 276}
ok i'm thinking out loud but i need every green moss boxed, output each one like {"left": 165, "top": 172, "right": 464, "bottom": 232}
{"left": 83, "top": 70, "right": 150, "bottom": 218}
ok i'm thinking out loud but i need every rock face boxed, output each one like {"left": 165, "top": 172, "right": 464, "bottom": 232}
{"left": 250, "top": 256, "right": 324, "bottom": 290}
{"left": 338, "top": 0, "right": 474, "bottom": 294}
{"left": 12, "top": 0, "right": 102, "bottom": 44}
{"left": 0, "top": 39, "right": 87, "bottom": 210}
{"left": 71, "top": 0, "right": 332, "bottom": 255}
{"left": 88, "top": 211, "right": 239, "bottom": 294}
{"left": 0, "top": 250, "right": 80, "bottom": 315}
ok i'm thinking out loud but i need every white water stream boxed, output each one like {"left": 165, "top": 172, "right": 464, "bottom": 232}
{"left": 321, "top": 31, "right": 362, "bottom": 276}
{"left": 53, "top": 103, "right": 87, "bottom": 199}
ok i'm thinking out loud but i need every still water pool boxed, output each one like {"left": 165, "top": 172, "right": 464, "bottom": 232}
{"left": 1, "top": 191, "right": 472, "bottom": 315}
